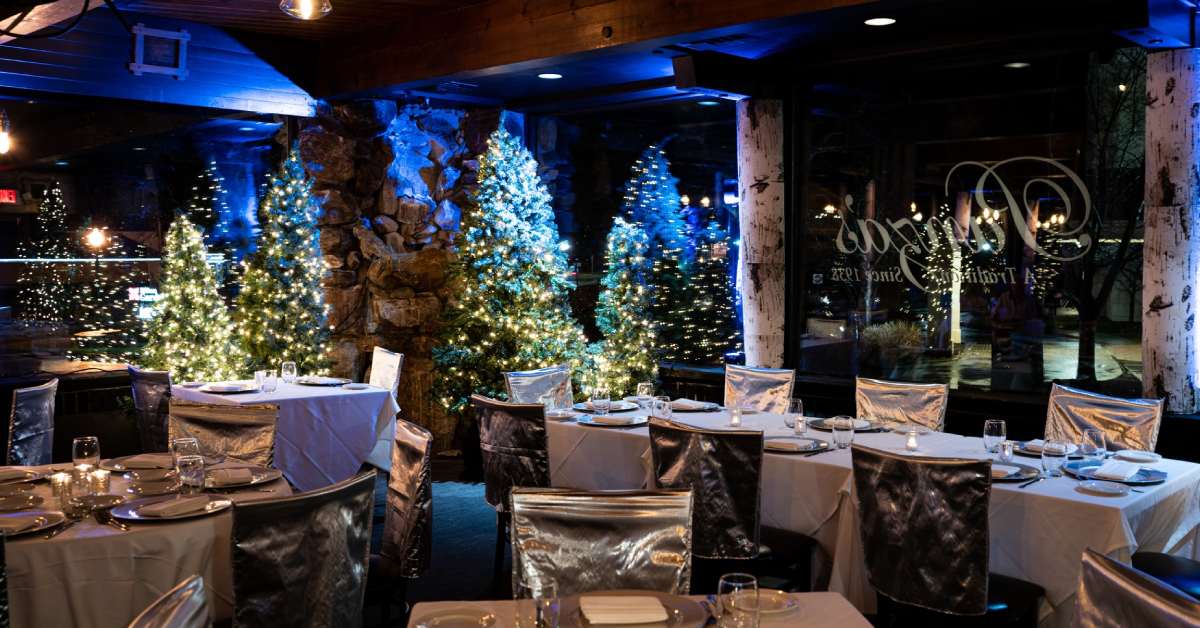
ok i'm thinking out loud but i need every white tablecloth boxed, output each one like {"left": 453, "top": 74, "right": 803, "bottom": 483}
{"left": 548, "top": 409, "right": 1200, "bottom": 627}
{"left": 408, "top": 591, "right": 869, "bottom": 627}
{"left": 6, "top": 462, "right": 292, "bottom": 628}
{"left": 172, "top": 382, "right": 399, "bottom": 491}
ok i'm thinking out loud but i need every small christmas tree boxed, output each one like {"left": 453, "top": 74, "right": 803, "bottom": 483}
{"left": 924, "top": 222, "right": 955, "bottom": 350}
{"left": 235, "top": 146, "right": 330, "bottom": 374}
{"left": 187, "top": 159, "right": 238, "bottom": 294}
{"left": 143, "top": 216, "right": 241, "bottom": 381}
{"left": 433, "top": 127, "right": 587, "bottom": 413}
{"left": 69, "top": 231, "right": 148, "bottom": 363}
{"left": 592, "top": 217, "right": 657, "bottom": 395}
{"left": 15, "top": 183, "right": 74, "bottom": 323}
{"left": 623, "top": 144, "right": 688, "bottom": 257}
{"left": 677, "top": 220, "right": 740, "bottom": 364}
{"left": 649, "top": 248, "right": 688, "bottom": 362}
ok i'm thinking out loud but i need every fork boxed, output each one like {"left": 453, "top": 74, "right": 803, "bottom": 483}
{"left": 95, "top": 507, "right": 129, "bottom": 531}
{"left": 43, "top": 517, "right": 80, "bottom": 539}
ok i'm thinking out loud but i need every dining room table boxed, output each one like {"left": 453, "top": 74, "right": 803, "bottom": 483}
{"left": 547, "top": 404, "right": 1200, "bottom": 628}
{"left": 3, "top": 458, "right": 292, "bottom": 628}
{"left": 171, "top": 379, "right": 399, "bottom": 491}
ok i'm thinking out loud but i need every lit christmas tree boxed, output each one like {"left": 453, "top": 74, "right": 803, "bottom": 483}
{"left": 677, "top": 220, "right": 740, "bottom": 364}
{"left": 650, "top": 247, "right": 688, "bottom": 362}
{"left": 69, "top": 229, "right": 148, "bottom": 363}
{"left": 924, "top": 224, "right": 955, "bottom": 350}
{"left": 592, "top": 217, "right": 656, "bottom": 395}
{"left": 15, "top": 183, "right": 74, "bottom": 323}
{"left": 183, "top": 160, "right": 223, "bottom": 235}
{"left": 143, "top": 215, "right": 241, "bottom": 381}
{"left": 433, "top": 127, "right": 587, "bottom": 413}
{"left": 622, "top": 144, "right": 688, "bottom": 257}
{"left": 235, "top": 146, "right": 330, "bottom": 375}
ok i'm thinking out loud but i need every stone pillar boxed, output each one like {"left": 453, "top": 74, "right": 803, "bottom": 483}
{"left": 1143, "top": 49, "right": 1200, "bottom": 413}
{"left": 736, "top": 98, "right": 786, "bottom": 367}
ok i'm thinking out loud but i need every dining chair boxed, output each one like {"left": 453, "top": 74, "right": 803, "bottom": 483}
{"left": 167, "top": 400, "right": 278, "bottom": 467}
{"left": 8, "top": 378, "right": 56, "bottom": 466}
{"left": 723, "top": 364, "right": 793, "bottom": 413}
{"left": 129, "top": 365, "right": 172, "bottom": 453}
{"left": 367, "top": 346, "right": 404, "bottom": 397}
{"left": 1078, "top": 549, "right": 1200, "bottom": 627}
{"left": 510, "top": 488, "right": 694, "bottom": 597}
{"left": 1131, "top": 552, "right": 1200, "bottom": 602}
{"left": 0, "top": 539, "right": 8, "bottom": 628}
{"left": 231, "top": 470, "right": 376, "bottom": 628}
{"left": 850, "top": 444, "right": 1043, "bottom": 625}
{"left": 126, "top": 574, "right": 209, "bottom": 628}
{"left": 855, "top": 377, "right": 949, "bottom": 432}
{"left": 503, "top": 364, "right": 573, "bottom": 407}
{"left": 472, "top": 394, "right": 550, "bottom": 590}
{"left": 1045, "top": 384, "right": 1164, "bottom": 452}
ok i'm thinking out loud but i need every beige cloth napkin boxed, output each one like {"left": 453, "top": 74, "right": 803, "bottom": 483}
{"left": 139, "top": 496, "right": 210, "bottom": 518}
{"left": 671, "top": 398, "right": 711, "bottom": 411}
{"left": 0, "top": 468, "right": 29, "bottom": 482}
{"left": 121, "top": 454, "right": 173, "bottom": 470}
{"left": 579, "top": 596, "right": 668, "bottom": 624}
{"left": 208, "top": 468, "right": 253, "bottom": 487}
{"left": 991, "top": 464, "right": 1020, "bottom": 479}
{"left": 765, "top": 440, "right": 805, "bottom": 452}
{"left": 1092, "top": 460, "right": 1140, "bottom": 481}
{"left": 589, "top": 415, "right": 637, "bottom": 426}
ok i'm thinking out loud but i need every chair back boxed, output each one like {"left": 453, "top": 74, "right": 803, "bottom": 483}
{"left": 231, "top": 471, "right": 375, "bottom": 628}
{"left": 850, "top": 445, "right": 991, "bottom": 615}
{"left": 130, "top": 366, "right": 172, "bottom": 452}
{"left": 472, "top": 395, "right": 549, "bottom": 511}
{"left": 648, "top": 417, "right": 762, "bottom": 559}
{"left": 167, "top": 401, "right": 278, "bottom": 467}
{"left": 723, "top": 365, "right": 793, "bottom": 413}
{"left": 1046, "top": 384, "right": 1164, "bottom": 452}
{"left": 1078, "top": 549, "right": 1200, "bottom": 627}
{"left": 127, "top": 575, "right": 209, "bottom": 628}
{"left": 379, "top": 418, "right": 433, "bottom": 578}
{"left": 511, "top": 488, "right": 693, "bottom": 597}
{"left": 368, "top": 347, "right": 404, "bottom": 397}
{"left": 503, "top": 364, "right": 573, "bottom": 407}
{"left": 855, "top": 377, "right": 949, "bottom": 432}
{"left": 9, "top": 378, "right": 56, "bottom": 466}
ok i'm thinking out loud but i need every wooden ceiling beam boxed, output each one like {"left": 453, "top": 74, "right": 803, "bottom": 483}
{"left": 0, "top": 0, "right": 103, "bottom": 44}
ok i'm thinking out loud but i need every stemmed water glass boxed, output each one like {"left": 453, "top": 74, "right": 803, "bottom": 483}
{"left": 515, "top": 576, "right": 558, "bottom": 628}
{"left": 590, "top": 386, "right": 610, "bottom": 416}
{"left": 718, "top": 573, "right": 759, "bottom": 628}
{"left": 983, "top": 419, "right": 1006, "bottom": 453}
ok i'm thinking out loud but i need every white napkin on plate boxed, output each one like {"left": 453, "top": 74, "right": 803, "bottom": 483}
{"left": 1115, "top": 450, "right": 1161, "bottom": 463}
{"left": 671, "top": 398, "right": 711, "bottom": 411}
{"left": 579, "top": 596, "right": 668, "bottom": 624}
{"left": 766, "top": 440, "right": 809, "bottom": 452}
{"left": 991, "top": 464, "right": 1020, "bottom": 479}
{"left": 0, "top": 468, "right": 29, "bottom": 482}
{"left": 121, "top": 454, "right": 173, "bottom": 469}
{"left": 208, "top": 468, "right": 253, "bottom": 487}
{"left": 1092, "top": 460, "right": 1140, "bottom": 481}
{"left": 1024, "top": 439, "right": 1046, "bottom": 452}
{"left": 139, "top": 496, "right": 211, "bottom": 518}
{"left": 589, "top": 415, "right": 636, "bottom": 426}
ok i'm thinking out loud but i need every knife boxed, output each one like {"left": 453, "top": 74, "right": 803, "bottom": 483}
{"left": 1018, "top": 475, "right": 1045, "bottom": 489}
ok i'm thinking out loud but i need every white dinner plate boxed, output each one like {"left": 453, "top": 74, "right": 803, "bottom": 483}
{"left": 204, "top": 466, "right": 283, "bottom": 489}
{"left": 180, "top": 382, "right": 204, "bottom": 388}
{"left": 342, "top": 382, "right": 371, "bottom": 390}
{"left": 0, "top": 510, "right": 66, "bottom": 538}
{"left": 0, "top": 468, "right": 42, "bottom": 485}
{"left": 296, "top": 376, "right": 351, "bottom": 386}
{"left": 113, "top": 495, "right": 233, "bottom": 522}
{"left": 561, "top": 590, "right": 706, "bottom": 627}
{"left": 545, "top": 409, "right": 578, "bottom": 421}
{"left": 764, "top": 437, "right": 829, "bottom": 454}
{"left": 411, "top": 606, "right": 496, "bottom": 628}
{"left": 574, "top": 400, "right": 639, "bottom": 413}
{"left": 809, "top": 418, "right": 874, "bottom": 431}
{"left": 1114, "top": 450, "right": 1162, "bottom": 463}
{"left": 1076, "top": 480, "right": 1131, "bottom": 497}
{"left": 576, "top": 415, "right": 648, "bottom": 428}
{"left": 198, "top": 382, "right": 260, "bottom": 394}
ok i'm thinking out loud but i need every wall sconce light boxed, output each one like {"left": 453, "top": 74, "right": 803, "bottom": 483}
{"left": 280, "top": 0, "right": 332, "bottom": 20}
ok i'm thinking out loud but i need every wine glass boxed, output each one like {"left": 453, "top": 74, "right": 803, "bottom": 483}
{"left": 717, "top": 573, "right": 759, "bottom": 628}
{"left": 515, "top": 576, "right": 558, "bottom": 628}
{"left": 983, "top": 419, "right": 1006, "bottom": 453}
{"left": 72, "top": 436, "right": 100, "bottom": 470}
{"left": 1081, "top": 428, "right": 1106, "bottom": 461}
{"left": 788, "top": 398, "right": 806, "bottom": 436}
{"left": 1041, "top": 439, "right": 1070, "bottom": 477}
{"left": 590, "top": 386, "right": 610, "bottom": 416}
{"left": 281, "top": 361, "right": 297, "bottom": 384}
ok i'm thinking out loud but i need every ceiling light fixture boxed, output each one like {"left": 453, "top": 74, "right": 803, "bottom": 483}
{"left": 280, "top": 0, "right": 332, "bottom": 21}
{"left": 0, "top": 110, "right": 12, "bottom": 155}
{"left": 537, "top": 72, "right": 563, "bottom": 80}
{"left": 697, "top": 100, "right": 720, "bottom": 106}
{"left": 1004, "top": 62, "right": 1031, "bottom": 69}
{"left": 863, "top": 17, "right": 896, "bottom": 27}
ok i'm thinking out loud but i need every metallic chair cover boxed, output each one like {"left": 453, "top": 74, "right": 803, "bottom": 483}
{"left": 379, "top": 418, "right": 433, "bottom": 579}
{"left": 368, "top": 346, "right": 404, "bottom": 397}
{"left": 127, "top": 574, "right": 209, "bottom": 628}
{"left": 231, "top": 470, "right": 375, "bottom": 628}
{"left": 0, "top": 537, "right": 8, "bottom": 628}
{"left": 855, "top": 377, "right": 950, "bottom": 432}
{"left": 167, "top": 400, "right": 278, "bottom": 467}
{"left": 1046, "top": 384, "right": 1164, "bottom": 452}
{"left": 510, "top": 488, "right": 694, "bottom": 597}
{"left": 129, "top": 366, "right": 172, "bottom": 453}
{"left": 723, "top": 364, "right": 794, "bottom": 413}
{"left": 1078, "top": 549, "right": 1200, "bottom": 627}
{"left": 473, "top": 395, "right": 549, "bottom": 512}
{"left": 850, "top": 445, "right": 991, "bottom": 615}
{"left": 8, "top": 378, "right": 56, "bottom": 466}
{"left": 648, "top": 417, "right": 762, "bottom": 560}
{"left": 503, "top": 364, "right": 573, "bottom": 407}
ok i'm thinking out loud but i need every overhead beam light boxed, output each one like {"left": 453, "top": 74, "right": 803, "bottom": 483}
{"left": 537, "top": 72, "right": 563, "bottom": 80}
{"left": 697, "top": 100, "right": 720, "bottom": 106}
{"left": 863, "top": 17, "right": 896, "bottom": 26}
{"left": 280, "top": 0, "right": 332, "bottom": 21}
{"left": 1004, "top": 62, "right": 1031, "bottom": 69}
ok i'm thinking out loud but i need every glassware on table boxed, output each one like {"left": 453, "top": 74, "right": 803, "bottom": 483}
{"left": 635, "top": 382, "right": 654, "bottom": 410}
{"left": 1041, "top": 439, "right": 1070, "bottom": 477}
{"left": 831, "top": 415, "right": 856, "bottom": 449}
{"left": 89, "top": 470, "right": 111, "bottom": 495}
{"left": 788, "top": 398, "right": 806, "bottom": 436}
{"left": 590, "top": 387, "right": 611, "bottom": 416}
{"left": 997, "top": 440, "right": 1016, "bottom": 464}
{"left": 717, "top": 572, "right": 760, "bottom": 628}
{"left": 281, "top": 361, "right": 298, "bottom": 384}
{"left": 72, "top": 436, "right": 101, "bottom": 470}
{"left": 256, "top": 369, "right": 278, "bottom": 393}
{"left": 729, "top": 405, "right": 743, "bottom": 427}
{"left": 652, "top": 395, "right": 672, "bottom": 420}
{"left": 171, "top": 437, "right": 201, "bottom": 465}
{"left": 905, "top": 429, "right": 920, "bottom": 452}
{"left": 515, "top": 576, "right": 559, "bottom": 628}
{"left": 1081, "top": 428, "right": 1106, "bottom": 461}
{"left": 983, "top": 419, "right": 1006, "bottom": 453}
{"left": 50, "top": 472, "right": 72, "bottom": 507}
{"left": 176, "top": 455, "right": 206, "bottom": 494}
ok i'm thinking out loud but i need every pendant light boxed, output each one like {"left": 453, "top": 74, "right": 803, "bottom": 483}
{"left": 280, "top": 0, "right": 332, "bottom": 20}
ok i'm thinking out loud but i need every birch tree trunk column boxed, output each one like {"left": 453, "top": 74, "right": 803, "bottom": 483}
{"left": 1143, "top": 49, "right": 1200, "bottom": 413}
{"left": 736, "top": 98, "right": 786, "bottom": 368}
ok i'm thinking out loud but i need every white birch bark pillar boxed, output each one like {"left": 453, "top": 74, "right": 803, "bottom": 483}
{"left": 1143, "top": 49, "right": 1200, "bottom": 413}
{"left": 736, "top": 98, "right": 786, "bottom": 368}
{"left": 951, "top": 192, "right": 971, "bottom": 345}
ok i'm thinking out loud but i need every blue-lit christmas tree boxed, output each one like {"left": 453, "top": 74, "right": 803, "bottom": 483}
{"left": 592, "top": 217, "right": 656, "bottom": 395}
{"left": 433, "top": 127, "right": 587, "bottom": 413}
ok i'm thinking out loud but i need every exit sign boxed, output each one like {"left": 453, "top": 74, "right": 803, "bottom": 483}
{"left": 0, "top": 189, "right": 17, "bottom": 204}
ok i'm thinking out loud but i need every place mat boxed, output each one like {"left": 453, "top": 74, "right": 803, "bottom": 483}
{"left": 410, "top": 606, "right": 496, "bottom": 628}
{"left": 1016, "top": 440, "right": 1081, "bottom": 458}
{"left": 574, "top": 400, "right": 639, "bottom": 413}
{"left": 126, "top": 479, "right": 182, "bottom": 497}
{"left": 101, "top": 454, "right": 174, "bottom": 471}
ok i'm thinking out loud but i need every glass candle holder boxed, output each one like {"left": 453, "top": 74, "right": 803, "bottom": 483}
{"left": 729, "top": 407, "right": 743, "bottom": 427}
{"left": 905, "top": 429, "right": 920, "bottom": 452}
{"left": 50, "top": 472, "right": 72, "bottom": 507}
{"left": 89, "top": 469, "right": 111, "bottom": 495}
{"left": 997, "top": 440, "right": 1015, "bottom": 463}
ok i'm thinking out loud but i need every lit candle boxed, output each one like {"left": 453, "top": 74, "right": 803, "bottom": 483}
{"left": 905, "top": 430, "right": 920, "bottom": 452}
{"left": 89, "top": 470, "right": 111, "bottom": 495}
{"left": 50, "top": 472, "right": 72, "bottom": 505}
{"left": 729, "top": 407, "right": 742, "bottom": 427}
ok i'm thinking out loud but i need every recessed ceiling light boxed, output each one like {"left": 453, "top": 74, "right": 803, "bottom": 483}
{"left": 238, "top": 126, "right": 254, "bottom": 131}
{"left": 132, "top": 146, "right": 146, "bottom": 151}
{"left": 54, "top": 160, "right": 68, "bottom": 166}
{"left": 537, "top": 72, "right": 563, "bottom": 80}
{"left": 279, "top": 0, "right": 332, "bottom": 21}
{"left": 864, "top": 17, "right": 896, "bottom": 27}
{"left": 697, "top": 100, "right": 720, "bottom": 106}
{"left": 1004, "top": 62, "right": 1031, "bottom": 69}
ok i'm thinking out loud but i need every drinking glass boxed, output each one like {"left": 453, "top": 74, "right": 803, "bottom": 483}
{"left": 171, "top": 437, "right": 201, "bottom": 466}
{"left": 997, "top": 440, "right": 1016, "bottom": 463}
{"left": 717, "top": 573, "right": 759, "bottom": 628}
{"left": 788, "top": 398, "right": 806, "bottom": 436}
{"left": 831, "top": 415, "right": 855, "bottom": 449}
{"left": 1081, "top": 428, "right": 1106, "bottom": 460}
{"left": 652, "top": 395, "right": 672, "bottom": 420}
{"left": 177, "top": 455, "right": 205, "bottom": 494}
{"left": 983, "top": 419, "right": 1006, "bottom": 453}
{"left": 515, "top": 577, "right": 559, "bottom": 628}
{"left": 1041, "top": 439, "right": 1069, "bottom": 477}
{"left": 72, "top": 436, "right": 100, "bottom": 470}
{"left": 590, "top": 387, "right": 611, "bottom": 416}
{"left": 281, "top": 361, "right": 298, "bottom": 384}
{"left": 635, "top": 382, "right": 654, "bottom": 410}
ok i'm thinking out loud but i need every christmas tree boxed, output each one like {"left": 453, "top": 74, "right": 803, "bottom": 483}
{"left": 622, "top": 144, "right": 688, "bottom": 257}
{"left": 15, "top": 183, "right": 74, "bottom": 323}
{"left": 924, "top": 221, "right": 955, "bottom": 350}
{"left": 433, "top": 127, "right": 587, "bottom": 413}
{"left": 235, "top": 146, "right": 330, "bottom": 375}
{"left": 183, "top": 160, "right": 223, "bottom": 235}
{"left": 68, "top": 230, "right": 148, "bottom": 363}
{"left": 592, "top": 217, "right": 657, "bottom": 395}
{"left": 677, "top": 220, "right": 740, "bottom": 364}
{"left": 143, "top": 216, "right": 241, "bottom": 381}
{"left": 650, "top": 247, "right": 688, "bottom": 362}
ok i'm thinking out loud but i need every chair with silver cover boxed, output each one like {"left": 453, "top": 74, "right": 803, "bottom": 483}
{"left": 8, "top": 378, "right": 56, "bottom": 466}
{"left": 126, "top": 574, "right": 209, "bottom": 628}
{"left": 231, "top": 470, "right": 376, "bottom": 628}
{"left": 167, "top": 400, "right": 278, "bottom": 467}
{"left": 504, "top": 364, "right": 573, "bottom": 407}
{"left": 367, "top": 346, "right": 404, "bottom": 397}
{"left": 510, "top": 488, "right": 694, "bottom": 598}
{"left": 850, "top": 444, "right": 1043, "bottom": 625}
{"left": 723, "top": 364, "right": 793, "bottom": 413}
{"left": 855, "top": 377, "right": 949, "bottom": 432}
{"left": 1130, "top": 551, "right": 1200, "bottom": 604}
{"left": 129, "top": 366, "right": 172, "bottom": 452}
{"left": 1045, "top": 383, "right": 1164, "bottom": 452}
{"left": 1079, "top": 549, "right": 1200, "bottom": 627}
{"left": 473, "top": 394, "right": 551, "bottom": 590}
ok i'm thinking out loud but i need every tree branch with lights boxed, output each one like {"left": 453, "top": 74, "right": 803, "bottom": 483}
{"left": 591, "top": 216, "right": 657, "bottom": 395}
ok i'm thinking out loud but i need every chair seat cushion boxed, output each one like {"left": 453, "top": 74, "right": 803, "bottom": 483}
{"left": 1132, "top": 552, "right": 1200, "bottom": 601}
{"left": 883, "top": 573, "right": 1043, "bottom": 627}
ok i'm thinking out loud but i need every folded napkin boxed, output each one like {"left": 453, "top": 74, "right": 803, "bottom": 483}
{"left": 671, "top": 398, "right": 711, "bottom": 411}
{"left": 1115, "top": 450, "right": 1161, "bottom": 463}
{"left": 1024, "top": 439, "right": 1047, "bottom": 452}
{"left": 589, "top": 415, "right": 636, "bottom": 426}
{"left": 1092, "top": 460, "right": 1140, "bottom": 481}
{"left": 579, "top": 596, "right": 668, "bottom": 625}
{"left": 121, "top": 454, "right": 173, "bottom": 470}
{"left": 139, "top": 496, "right": 211, "bottom": 518}
{"left": 991, "top": 464, "right": 1020, "bottom": 479}
{"left": 208, "top": 468, "right": 253, "bottom": 487}
{"left": 0, "top": 514, "right": 40, "bottom": 534}
{"left": 0, "top": 468, "right": 29, "bottom": 482}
